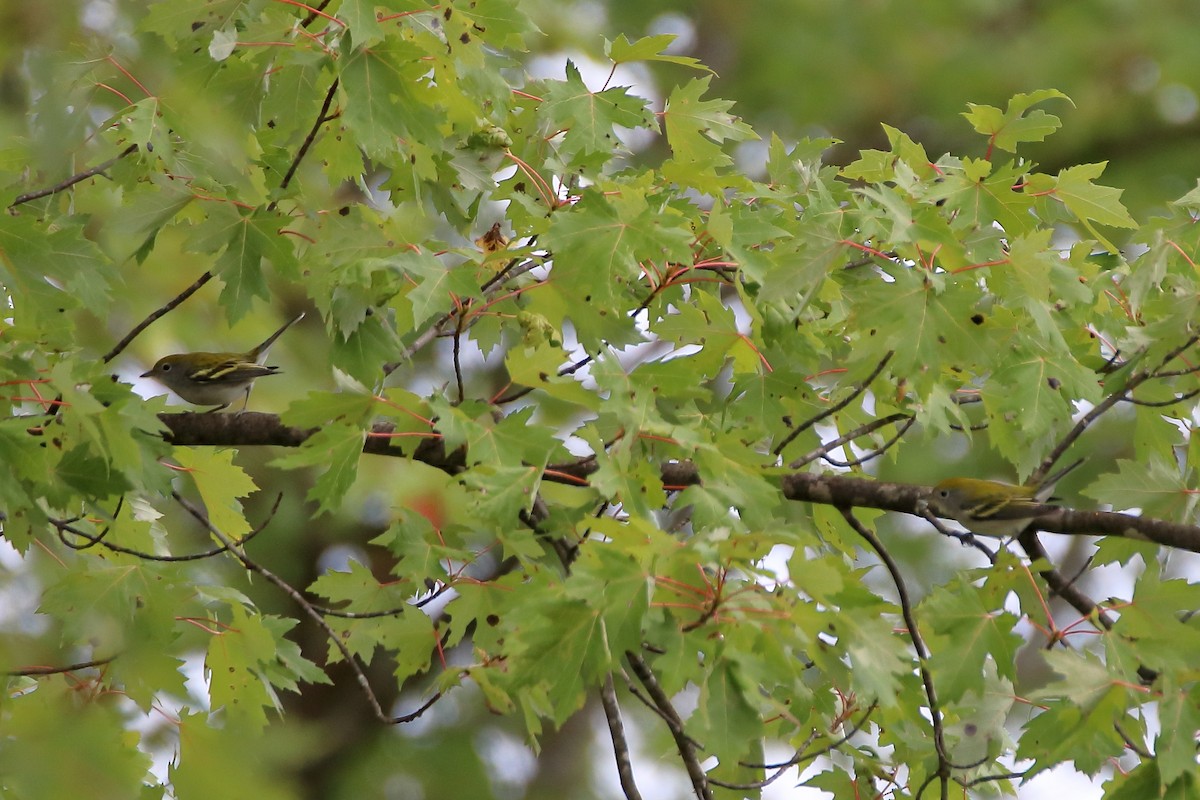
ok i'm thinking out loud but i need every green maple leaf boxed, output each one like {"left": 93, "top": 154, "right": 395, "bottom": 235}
{"left": 1019, "top": 651, "right": 1128, "bottom": 776}
{"left": 1156, "top": 684, "right": 1200, "bottom": 784}
{"left": 272, "top": 425, "right": 365, "bottom": 514}
{"left": 981, "top": 337, "right": 1099, "bottom": 476}
{"left": 329, "top": 314, "right": 402, "bottom": 385}
{"left": 605, "top": 33, "right": 713, "bottom": 73}
{"left": 1083, "top": 456, "right": 1194, "bottom": 521}
{"left": 1052, "top": 161, "right": 1138, "bottom": 228}
{"left": 540, "top": 185, "right": 693, "bottom": 347}
{"left": 206, "top": 604, "right": 280, "bottom": 730}
{"left": 921, "top": 583, "right": 1021, "bottom": 703}
{"left": 663, "top": 76, "right": 758, "bottom": 165}
{"left": 338, "top": 0, "right": 388, "bottom": 48}
{"left": 510, "top": 597, "right": 607, "bottom": 725}
{"left": 962, "top": 89, "right": 1072, "bottom": 153}
{"left": 1108, "top": 564, "right": 1200, "bottom": 673}
{"left": 934, "top": 158, "right": 1036, "bottom": 236}
{"left": 540, "top": 61, "right": 656, "bottom": 157}
{"left": 175, "top": 447, "right": 258, "bottom": 538}
{"left": 0, "top": 682, "right": 153, "bottom": 798}
{"left": 846, "top": 266, "right": 989, "bottom": 394}
{"left": 400, "top": 250, "right": 481, "bottom": 327}
{"left": 0, "top": 216, "right": 114, "bottom": 320}
{"left": 97, "top": 175, "right": 194, "bottom": 263}
{"left": 186, "top": 206, "right": 298, "bottom": 323}
{"left": 695, "top": 659, "right": 761, "bottom": 762}
{"left": 340, "top": 39, "right": 442, "bottom": 156}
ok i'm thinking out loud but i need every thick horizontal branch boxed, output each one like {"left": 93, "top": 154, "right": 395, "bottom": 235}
{"left": 155, "top": 414, "right": 1200, "bottom": 553}
{"left": 155, "top": 413, "right": 698, "bottom": 486}
{"left": 155, "top": 412, "right": 464, "bottom": 470}
{"left": 781, "top": 472, "right": 1200, "bottom": 554}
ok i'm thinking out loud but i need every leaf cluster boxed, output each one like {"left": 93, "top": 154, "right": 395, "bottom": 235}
{"left": 3, "top": 3, "right": 1200, "bottom": 800}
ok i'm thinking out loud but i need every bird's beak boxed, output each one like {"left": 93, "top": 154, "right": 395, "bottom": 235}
{"left": 139, "top": 369, "right": 153, "bottom": 378}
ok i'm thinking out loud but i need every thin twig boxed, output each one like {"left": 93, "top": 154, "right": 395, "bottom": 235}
{"left": 918, "top": 509, "right": 998, "bottom": 563}
{"left": 11, "top": 144, "right": 138, "bottom": 207}
{"left": 384, "top": 253, "right": 543, "bottom": 376}
{"left": 773, "top": 351, "right": 894, "bottom": 458}
{"left": 840, "top": 509, "right": 950, "bottom": 800}
{"left": 314, "top": 581, "right": 454, "bottom": 618}
{"left": 453, "top": 308, "right": 466, "bottom": 404}
{"left": 790, "top": 412, "right": 913, "bottom": 469}
{"left": 1039, "top": 333, "right": 1200, "bottom": 480}
{"left": 600, "top": 673, "right": 644, "bottom": 800}
{"left": 1017, "top": 531, "right": 1157, "bottom": 684}
{"left": 712, "top": 704, "right": 877, "bottom": 791}
{"left": 618, "top": 668, "right": 704, "bottom": 748}
{"left": 273, "top": 78, "right": 340, "bottom": 203}
{"left": 961, "top": 771, "right": 1027, "bottom": 788}
{"left": 300, "top": 0, "right": 336, "bottom": 28}
{"left": 1114, "top": 721, "right": 1152, "bottom": 759}
{"left": 6, "top": 655, "right": 116, "bottom": 676}
{"left": 102, "top": 270, "right": 214, "bottom": 363}
{"left": 109, "top": 74, "right": 343, "bottom": 362}
{"left": 172, "top": 491, "right": 443, "bottom": 724}
{"left": 478, "top": 236, "right": 540, "bottom": 292}
{"left": 1122, "top": 388, "right": 1200, "bottom": 407}
{"left": 820, "top": 415, "right": 917, "bottom": 467}
{"left": 54, "top": 494, "right": 278, "bottom": 561}
{"left": 625, "top": 651, "right": 713, "bottom": 800}
{"left": 1017, "top": 532, "right": 1113, "bottom": 628}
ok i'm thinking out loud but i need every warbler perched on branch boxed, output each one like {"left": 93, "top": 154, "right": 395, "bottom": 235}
{"left": 140, "top": 312, "right": 305, "bottom": 412}
{"left": 925, "top": 458, "right": 1083, "bottom": 538}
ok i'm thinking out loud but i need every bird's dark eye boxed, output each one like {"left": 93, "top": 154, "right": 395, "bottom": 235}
{"left": 161, "top": 363, "right": 171, "bottom": 372}
{"left": 937, "top": 489, "right": 949, "bottom": 499}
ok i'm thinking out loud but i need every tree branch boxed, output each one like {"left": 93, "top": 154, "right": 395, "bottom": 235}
{"left": 840, "top": 509, "right": 950, "bottom": 799}
{"left": 103, "top": 270, "right": 215, "bottom": 364}
{"left": 781, "top": 472, "right": 1200, "bottom": 553}
{"left": 625, "top": 651, "right": 712, "bottom": 800}
{"left": 600, "top": 673, "right": 644, "bottom": 800}
{"left": 10, "top": 144, "right": 139, "bottom": 207}
{"left": 6, "top": 655, "right": 116, "bottom": 677}
{"left": 773, "top": 350, "right": 894, "bottom": 458}
{"left": 172, "top": 491, "right": 443, "bottom": 724}
{"left": 151, "top": 412, "right": 1200, "bottom": 552}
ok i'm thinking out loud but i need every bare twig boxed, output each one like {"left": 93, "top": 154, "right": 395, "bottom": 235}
{"left": 840, "top": 509, "right": 950, "bottom": 800}
{"left": 600, "top": 673, "right": 644, "bottom": 800}
{"left": 273, "top": 78, "right": 340, "bottom": 203}
{"left": 790, "top": 412, "right": 913, "bottom": 469}
{"left": 102, "top": 270, "right": 215, "bottom": 363}
{"left": 172, "top": 491, "right": 443, "bottom": 724}
{"left": 6, "top": 655, "right": 116, "bottom": 676}
{"left": 54, "top": 494, "right": 278, "bottom": 562}
{"left": 773, "top": 351, "right": 894, "bottom": 458}
{"left": 711, "top": 704, "right": 877, "bottom": 791}
{"left": 384, "top": 252, "right": 544, "bottom": 377}
{"left": 961, "top": 770, "right": 1027, "bottom": 788}
{"left": 819, "top": 414, "right": 917, "bottom": 467}
{"left": 300, "top": 0, "right": 335, "bottom": 28}
{"left": 918, "top": 508, "right": 998, "bottom": 563}
{"left": 1114, "top": 721, "right": 1152, "bottom": 759}
{"left": 1037, "top": 333, "right": 1200, "bottom": 481}
{"left": 617, "top": 668, "right": 704, "bottom": 749}
{"left": 625, "top": 651, "right": 713, "bottom": 800}
{"left": 453, "top": 308, "right": 466, "bottom": 404}
{"left": 11, "top": 144, "right": 138, "bottom": 207}
{"left": 1122, "top": 388, "right": 1200, "bottom": 407}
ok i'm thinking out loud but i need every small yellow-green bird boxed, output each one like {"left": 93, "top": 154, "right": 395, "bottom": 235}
{"left": 141, "top": 312, "right": 304, "bottom": 412}
{"left": 926, "top": 458, "right": 1083, "bottom": 538}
